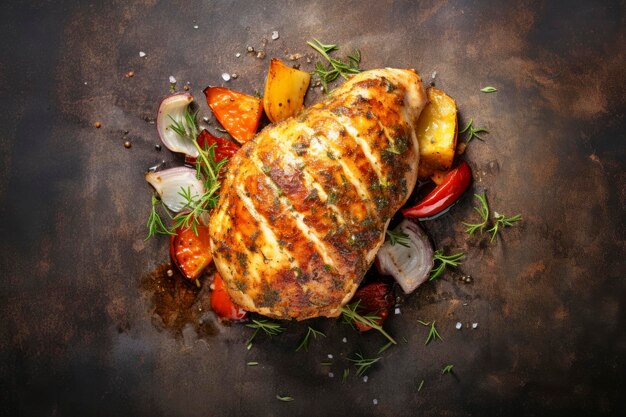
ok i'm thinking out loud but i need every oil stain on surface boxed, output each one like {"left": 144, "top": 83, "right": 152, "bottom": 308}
{"left": 140, "top": 263, "right": 219, "bottom": 339}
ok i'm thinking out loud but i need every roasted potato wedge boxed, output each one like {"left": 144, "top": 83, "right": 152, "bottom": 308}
{"left": 263, "top": 58, "right": 311, "bottom": 123}
{"left": 416, "top": 87, "right": 458, "bottom": 178}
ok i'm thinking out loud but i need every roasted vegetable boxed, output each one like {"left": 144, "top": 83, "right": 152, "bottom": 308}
{"left": 184, "top": 129, "right": 240, "bottom": 166}
{"left": 350, "top": 283, "right": 393, "bottom": 332}
{"left": 170, "top": 223, "right": 213, "bottom": 280}
{"left": 402, "top": 161, "right": 472, "bottom": 219}
{"left": 203, "top": 87, "right": 263, "bottom": 143}
{"left": 416, "top": 87, "right": 458, "bottom": 178}
{"left": 263, "top": 58, "right": 311, "bottom": 123}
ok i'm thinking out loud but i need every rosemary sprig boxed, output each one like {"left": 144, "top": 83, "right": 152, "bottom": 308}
{"left": 487, "top": 213, "right": 522, "bottom": 242}
{"left": 424, "top": 321, "right": 443, "bottom": 345}
{"left": 168, "top": 107, "right": 200, "bottom": 141}
{"left": 459, "top": 119, "right": 488, "bottom": 143}
{"left": 276, "top": 395, "right": 294, "bottom": 402}
{"left": 307, "top": 39, "right": 361, "bottom": 93}
{"left": 246, "top": 361, "right": 259, "bottom": 366}
{"left": 342, "top": 368, "right": 350, "bottom": 383}
{"left": 145, "top": 195, "right": 174, "bottom": 239}
{"left": 442, "top": 364, "right": 454, "bottom": 374}
{"left": 385, "top": 229, "right": 410, "bottom": 247}
{"left": 341, "top": 300, "right": 397, "bottom": 345}
{"left": 246, "top": 319, "right": 285, "bottom": 346}
{"left": 377, "top": 341, "right": 394, "bottom": 354}
{"left": 417, "top": 379, "right": 425, "bottom": 392}
{"left": 429, "top": 250, "right": 465, "bottom": 281}
{"left": 348, "top": 352, "right": 381, "bottom": 377}
{"left": 295, "top": 327, "right": 326, "bottom": 352}
{"left": 463, "top": 193, "right": 490, "bottom": 235}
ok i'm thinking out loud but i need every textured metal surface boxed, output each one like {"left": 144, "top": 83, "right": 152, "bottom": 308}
{"left": 1, "top": 1, "right": 624, "bottom": 416}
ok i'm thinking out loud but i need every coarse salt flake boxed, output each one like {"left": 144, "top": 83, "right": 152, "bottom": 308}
{"left": 169, "top": 76, "right": 177, "bottom": 84}
{"left": 202, "top": 116, "right": 209, "bottom": 123}
{"left": 235, "top": 52, "right": 241, "bottom": 58}
{"left": 328, "top": 372, "right": 334, "bottom": 378}
{"left": 342, "top": 337, "right": 347, "bottom": 343}
{"left": 455, "top": 322, "right": 462, "bottom": 330}
{"left": 327, "top": 354, "right": 333, "bottom": 359}
{"left": 271, "top": 31, "right": 279, "bottom": 40}
{"left": 363, "top": 376, "right": 368, "bottom": 383}
{"left": 193, "top": 25, "right": 199, "bottom": 29}
{"left": 431, "top": 71, "right": 437, "bottom": 79}
{"left": 394, "top": 307, "right": 401, "bottom": 315}
{"left": 472, "top": 322, "right": 478, "bottom": 329}
{"left": 373, "top": 399, "right": 378, "bottom": 405}
{"left": 139, "top": 51, "right": 146, "bottom": 58}
{"left": 221, "top": 73, "right": 231, "bottom": 81}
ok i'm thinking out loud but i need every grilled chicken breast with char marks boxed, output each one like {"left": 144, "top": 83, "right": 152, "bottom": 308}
{"left": 209, "top": 68, "right": 428, "bottom": 320}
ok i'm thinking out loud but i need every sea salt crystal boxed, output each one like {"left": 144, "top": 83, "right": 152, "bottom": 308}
{"left": 472, "top": 322, "right": 478, "bottom": 329}
{"left": 455, "top": 322, "right": 462, "bottom": 330}
{"left": 235, "top": 52, "right": 241, "bottom": 58}
{"left": 363, "top": 376, "right": 368, "bottom": 383}
{"left": 221, "top": 73, "right": 231, "bottom": 81}
{"left": 139, "top": 51, "right": 146, "bottom": 57}
{"left": 373, "top": 399, "right": 378, "bottom": 405}
{"left": 327, "top": 354, "right": 333, "bottom": 359}
{"left": 271, "top": 30, "right": 279, "bottom": 40}
{"left": 169, "top": 75, "right": 177, "bottom": 84}
{"left": 203, "top": 116, "right": 210, "bottom": 123}
{"left": 328, "top": 372, "right": 334, "bottom": 378}
{"left": 394, "top": 307, "right": 401, "bottom": 315}
{"left": 342, "top": 337, "right": 347, "bottom": 343}
{"left": 193, "top": 25, "right": 199, "bottom": 29}
{"left": 431, "top": 70, "right": 437, "bottom": 79}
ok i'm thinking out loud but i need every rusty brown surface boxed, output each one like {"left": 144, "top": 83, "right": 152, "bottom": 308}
{"left": 0, "top": 1, "right": 624, "bottom": 416}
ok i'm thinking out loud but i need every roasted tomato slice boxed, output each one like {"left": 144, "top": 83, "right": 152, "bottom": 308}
{"left": 211, "top": 272, "right": 247, "bottom": 320}
{"left": 203, "top": 86, "right": 263, "bottom": 143}
{"left": 169, "top": 222, "right": 213, "bottom": 280}
{"left": 352, "top": 282, "right": 393, "bottom": 332}
{"left": 185, "top": 129, "right": 241, "bottom": 166}
{"left": 402, "top": 160, "right": 472, "bottom": 219}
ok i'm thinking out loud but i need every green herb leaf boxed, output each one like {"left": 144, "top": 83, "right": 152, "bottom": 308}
{"left": 307, "top": 39, "right": 361, "bottom": 93}
{"left": 341, "top": 300, "right": 396, "bottom": 345}
{"left": 246, "top": 361, "right": 259, "bottom": 366}
{"left": 246, "top": 319, "right": 285, "bottom": 346}
{"left": 342, "top": 368, "right": 350, "bottom": 383}
{"left": 463, "top": 193, "right": 490, "bottom": 236}
{"left": 417, "top": 379, "right": 425, "bottom": 392}
{"left": 429, "top": 250, "right": 464, "bottom": 281}
{"left": 459, "top": 118, "right": 489, "bottom": 143}
{"left": 348, "top": 352, "right": 381, "bottom": 377}
{"left": 480, "top": 86, "right": 497, "bottom": 93}
{"left": 385, "top": 229, "right": 410, "bottom": 247}
{"left": 425, "top": 321, "right": 443, "bottom": 345}
{"left": 276, "top": 395, "right": 294, "bottom": 402}
{"left": 145, "top": 195, "right": 175, "bottom": 240}
{"left": 295, "top": 327, "right": 326, "bottom": 352}
{"left": 442, "top": 364, "right": 454, "bottom": 374}
{"left": 487, "top": 213, "right": 522, "bottom": 242}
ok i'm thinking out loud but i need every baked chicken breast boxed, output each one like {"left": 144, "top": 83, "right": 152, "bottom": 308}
{"left": 209, "top": 68, "right": 428, "bottom": 320}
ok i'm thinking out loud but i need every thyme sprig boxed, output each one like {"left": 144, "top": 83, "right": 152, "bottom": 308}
{"left": 348, "top": 352, "right": 381, "bottom": 377}
{"left": 385, "top": 229, "right": 410, "bottom": 247}
{"left": 146, "top": 195, "right": 174, "bottom": 239}
{"left": 307, "top": 39, "right": 361, "bottom": 93}
{"left": 463, "top": 193, "right": 490, "bottom": 235}
{"left": 459, "top": 118, "right": 489, "bottom": 143}
{"left": 341, "top": 300, "right": 397, "bottom": 345}
{"left": 295, "top": 326, "right": 326, "bottom": 352}
{"left": 429, "top": 250, "right": 465, "bottom": 281}
{"left": 488, "top": 213, "right": 522, "bottom": 242}
{"left": 246, "top": 319, "right": 285, "bottom": 347}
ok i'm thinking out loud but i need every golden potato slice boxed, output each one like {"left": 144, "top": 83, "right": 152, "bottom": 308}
{"left": 263, "top": 58, "right": 311, "bottom": 123}
{"left": 416, "top": 87, "right": 458, "bottom": 178}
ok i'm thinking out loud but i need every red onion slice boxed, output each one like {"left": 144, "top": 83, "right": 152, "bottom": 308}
{"left": 156, "top": 93, "right": 199, "bottom": 157}
{"left": 375, "top": 219, "right": 434, "bottom": 294}
{"left": 145, "top": 167, "right": 205, "bottom": 212}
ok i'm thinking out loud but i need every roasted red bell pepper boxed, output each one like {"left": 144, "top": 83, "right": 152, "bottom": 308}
{"left": 402, "top": 160, "right": 472, "bottom": 219}
{"left": 211, "top": 272, "right": 247, "bottom": 320}
{"left": 351, "top": 282, "right": 393, "bottom": 332}
{"left": 185, "top": 129, "right": 240, "bottom": 166}
{"left": 203, "top": 86, "right": 263, "bottom": 144}
{"left": 169, "top": 222, "right": 213, "bottom": 280}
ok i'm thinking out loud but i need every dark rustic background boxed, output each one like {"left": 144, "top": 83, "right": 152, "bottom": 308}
{"left": 1, "top": 1, "right": 624, "bottom": 416}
